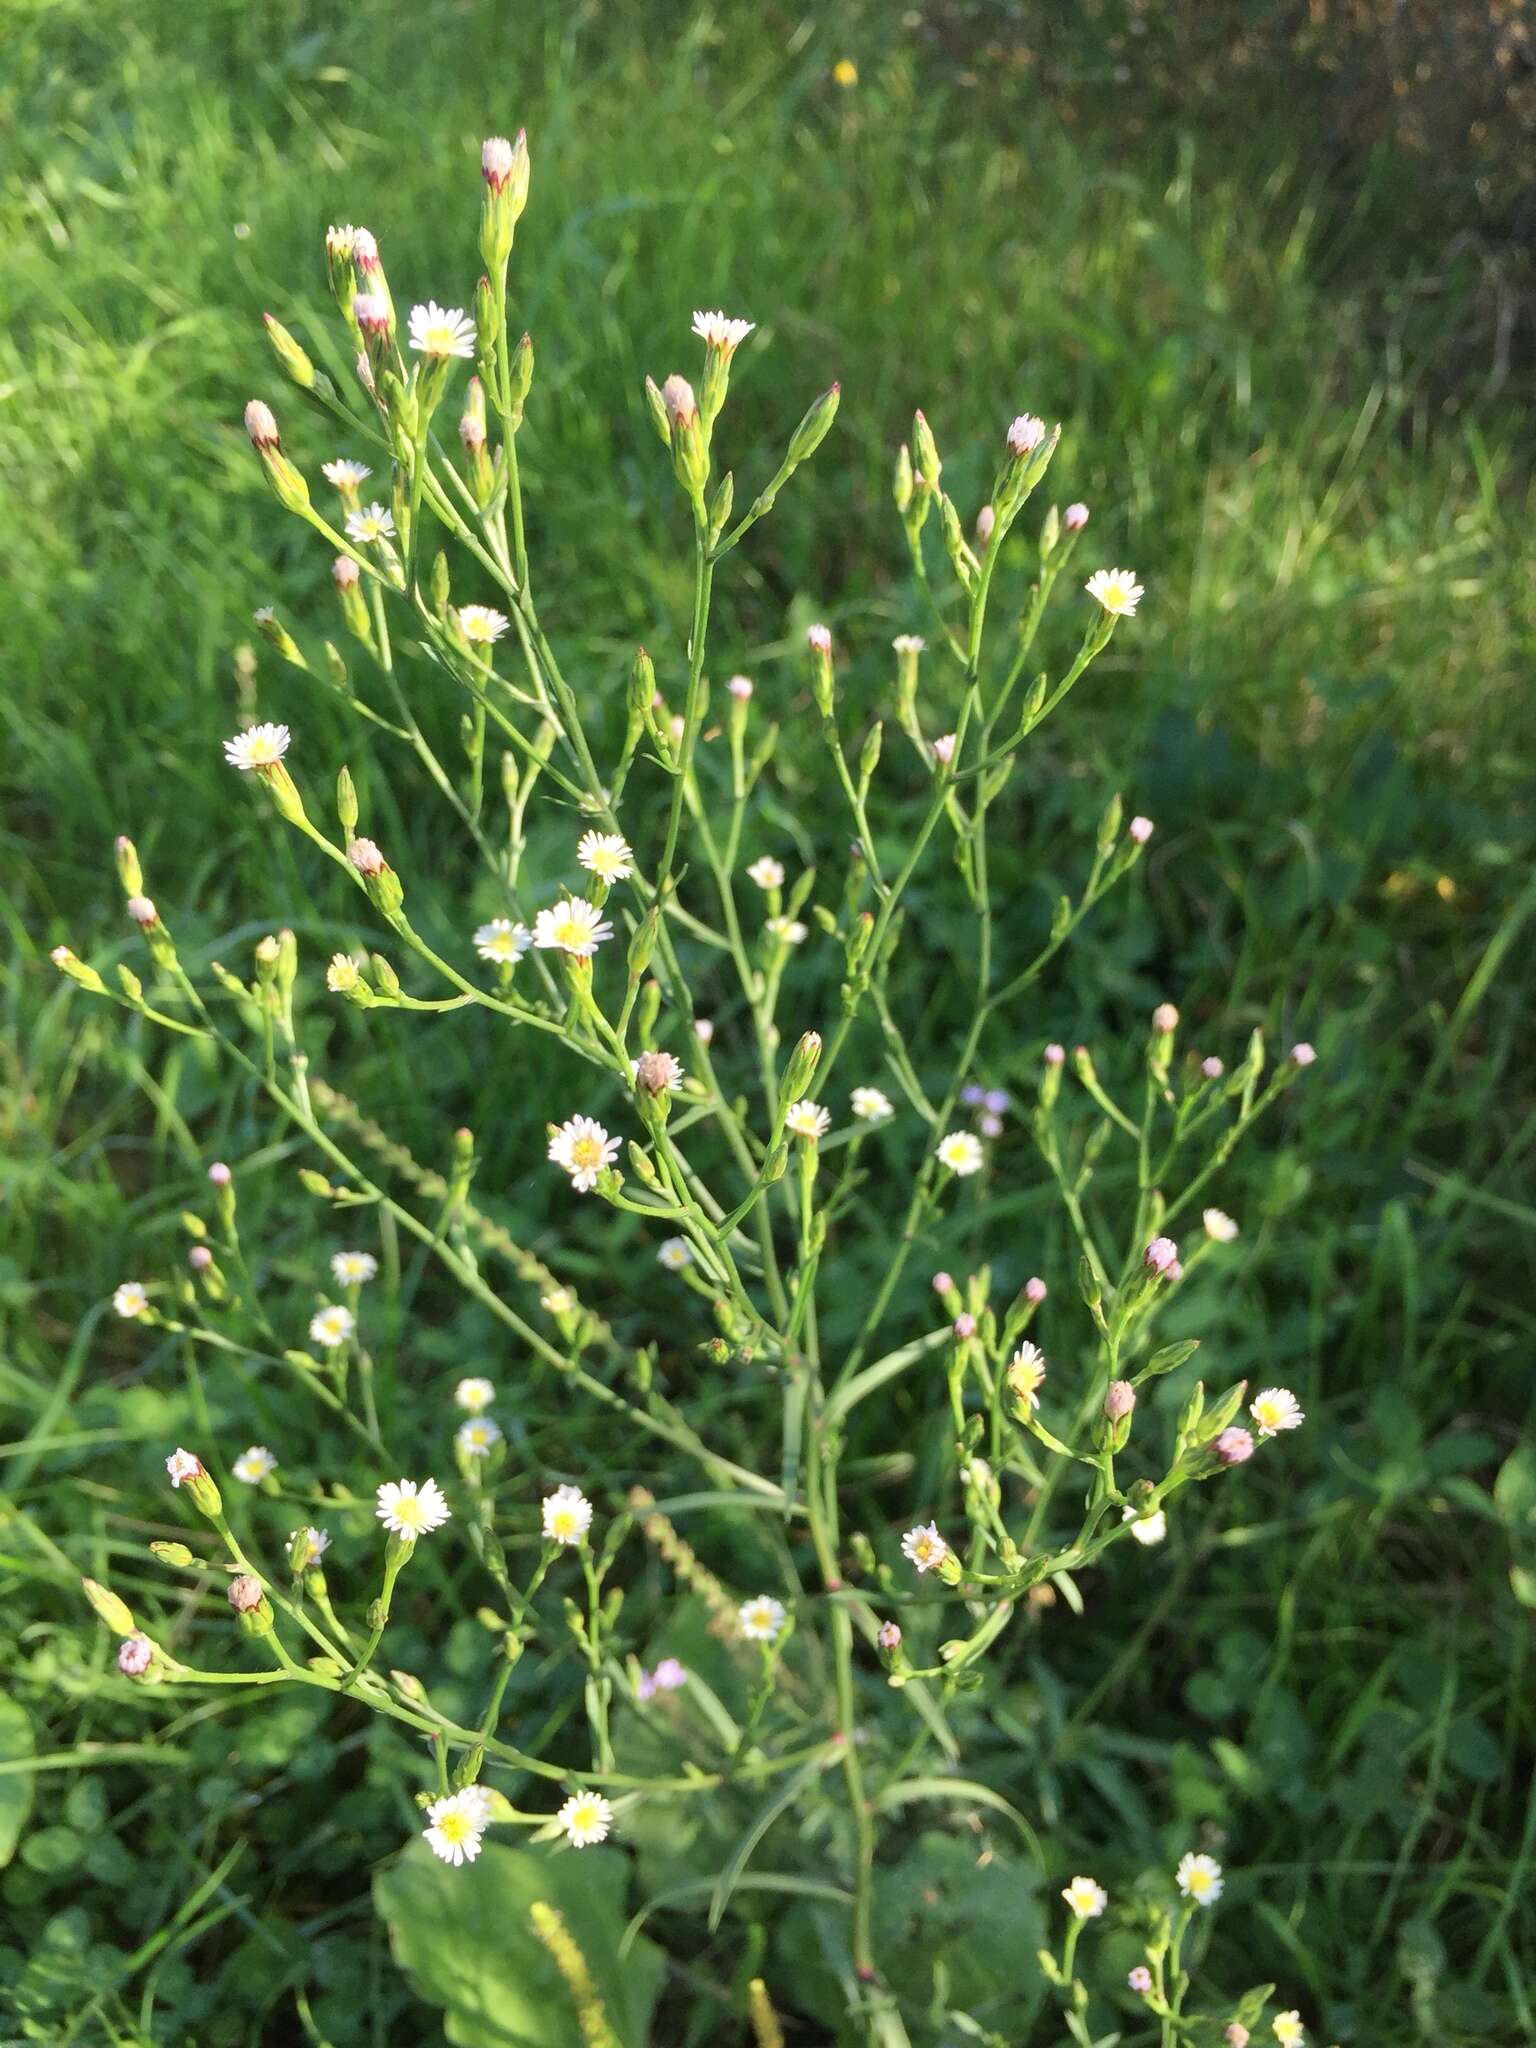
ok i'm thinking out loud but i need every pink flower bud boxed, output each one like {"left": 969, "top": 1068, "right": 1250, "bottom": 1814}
{"left": 877, "top": 1620, "right": 902, "bottom": 1651}
{"left": 333, "top": 555, "right": 361, "bottom": 588}
{"left": 975, "top": 503, "right": 996, "bottom": 546}
{"left": 188, "top": 1245, "right": 213, "bottom": 1272}
{"left": 693, "top": 1018, "right": 714, "bottom": 1044}
{"left": 728, "top": 674, "right": 754, "bottom": 700}
{"left": 1290, "top": 1042, "right": 1316, "bottom": 1067}
{"left": 118, "top": 1635, "right": 153, "bottom": 1677}
{"left": 806, "top": 623, "right": 832, "bottom": 656}
{"left": 208, "top": 1161, "right": 232, "bottom": 1187}
{"left": 228, "top": 1574, "right": 264, "bottom": 1614}
{"left": 979, "top": 1112, "right": 1003, "bottom": 1137}
{"left": 1143, "top": 1236, "right": 1179, "bottom": 1275}
{"left": 347, "top": 837, "right": 385, "bottom": 876}
{"left": 353, "top": 292, "right": 390, "bottom": 335}
{"left": 1025, "top": 1276, "right": 1047, "bottom": 1303}
{"left": 1201, "top": 1055, "right": 1224, "bottom": 1079}
{"left": 244, "top": 400, "right": 279, "bottom": 449}
{"left": 932, "top": 732, "right": 956, "bottom": 765}
{"left": 1224, "top": 2029, "right": 1250, "bottom": 2048}
{"left": 1104, "top": 1380, "right": 1136, "bottom": 1422}
{"left": 1128, "top": 815, "right": 1154, "bottom": 844}
{"left": 125, "top": 896, "right": 158, "bottom": 927}
{"left": 1215, "top": 1426, "right": 1254, "bottom": 1466}
{"left": 459, "top": 410, "right": 487, "bottom": 452}
{"left": 1007, "top": 413, "right": 1046, "bottom": 457}
{"left": 931, "top": 1271, "right": 954, "bottom": 1294}
{"left": 661, "top": 374, "right": 697, "bottom": 429}
{"left": 1153, "top": 1003, "right": 1179, "bottom": 1033}
{"left": 953, "top": 1313, "right": 976, "bottom": 1340}
{"left": 1064, "top": 502, "right": 1090, "bottom": 532}
{"left": 1043, "top": 1042, "right": 1066, "bottom": 1066}
{"left": 1127, "top": 1966, "right": 1152, "bottom": 1994}
{"left": 481, "top": 135, "right": 515, "bottom": 188}
{"left": 352, "top": 228, "right": 380, "bottom": 270}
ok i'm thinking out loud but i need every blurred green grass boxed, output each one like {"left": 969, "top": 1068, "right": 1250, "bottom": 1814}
{"left": 2, "top": 2, "right": 1534, "bottom": 2043}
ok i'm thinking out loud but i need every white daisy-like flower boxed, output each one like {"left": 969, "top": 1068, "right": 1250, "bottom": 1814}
{"left": 936, "top": 1131, "right": 984, "bottom": 1176}
{"left": 548, "top": 1115, "right": 621, "bottom": 1193}
{"left": 892, "top": 633, "right": 926, "bottom": 654}
{"left": 113, "top": 1281, "right": 149, "bottom": 1319}
{"left": 1202, "top": 1207, "right": 1239, "bottom": 1243}
{"left": 456, "top": 1417, "right": 502, "bottom": 1458}
{"left": 375, "top": 1476, "right": 451, "bottom": 1537}
{"left": 1124, "top": 1506, "right": 1168, "bottom": 1546}
{"left": 785, "top": 1099, "right": 830, "bottom": 1140}
{"left": 1175, "top": 1852, "right": 1224, "bottom": 1906}
{"left": 931, "top": 733, "right": 957, "bottom": 765}
{"left": 533, "top": 896, "right": 614, "bottom": 958}
{"left": 232, "top": 1445, "right": 277, "bottom": 1484}
{"left": 556, "top": 1790, "right": 612, "bottom": 1847}
{"left": 331, "top": 1249, "right": 378, "bottom": 1286}
{"left": 345, "top": 502, "right": 395, "bottom": 544}
{"left": 691, "top": 309, "right": 755, "bottom": 353}
{"left": 308, "top": 1303, "right": 355, "bottom": 1349}
{"left": 766, "top": 916, "right": 807, "bottom": 946}
{"left": 321, "top": 459, "right": 372, "bottom": 489}
{"left": 1250, "top": 1387, "right": 1304, "bottom": 1438}
{"left": 1085, "top": 567, "right": 1145, "bottom": 617}
{"left": 1007, "top": 412, "right": 1047, "bottom": 457}
{"left": 291, "top": 1526, "right": 330, "bottom": 1568}
{"left": 746, "top": 856, "right": 785, "bottom": 889}
{"left": 1272, "top": 2013, "right": 1305, "bottom": 2047}
{"left": 542, "top": 1484, "right": 593, "bottom": 1546}
{"left": 576, "top": 831, "right": 634, "bottom": 883}
{"left": 657, "top": 1236, "right": 692, "bottom": 1271}
{"left": 474, "top": 917, "right": 532, "bottom": 964}
{"left": 541, "top": 1286, "right": 575, "bottom": 1314}
{"left": 166, "top": 1448, "right": 204, "bottom": 1487}
{"left": 901, "top": 1522, "right": 949, "bottom": 1574}
{"left": 407, "top": 301, "right": 476, "bottom": 359}
{"left": 1061, "top": 1875, "right": 1108, "bottom": 1919}
{"left": 423, "top": 1787, "right": 488, "bottom": 1866}
{"left": 455, "top": 1376, "right": 496, "bottom": 1412}
{"left": 851, "top": 1086, "right": 893, "bottom": 1123}
{"left": 1007, "top": 1342, "right": 1047, "bottom": 1408}
{"left": 223, "top": 722, "right": 291, "bottom": 772}
{"left": 456, "top": 604, "right": 510, "bottom": 645}
{"left": 738, "top": 1594, "right": 786, "bottom": 1643}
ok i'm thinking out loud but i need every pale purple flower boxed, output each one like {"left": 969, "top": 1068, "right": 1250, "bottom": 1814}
{"left": 118, "top": 1636, "right": 153, "bottom": 1677}
{"left": 1144, "top": 1236, "right": 1180, "bottom": 1276}
{"left": 1064, "top": 503, "right": 1090, "bottom": 532}
{"left": 1025, "top": 1277, "right": 1047, "bottom": 1303}
{"left": 1215, "top": 1427, "right": 1255, "bottom": 1466}
{"left": 1290, "top": 1042, "right": 1317, "bottom": 1067}
{"left": 1007, "top": 413, "right": 1046, "bottom": 457}
{"left": 1128, "top": 815, "right": 1154, "bottom": 844}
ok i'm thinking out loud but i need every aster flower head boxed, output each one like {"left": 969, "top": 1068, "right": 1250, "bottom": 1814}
{"left": 345, "top": 502, "right": 395, "bottom": 545}
{"left": 224, "top": 723, "right": 291, "bottom": 772}
{"left": 1203, "top": 1207, "right": 1239, "bottom": 1243}
{"left": 738, "top": 1594, "right": 786, "bottom": 1642}
{"left": 244, "top": 399, "right": 279, "bottom": 449}
{"left": 851, "top": 1086, "right": 893, "bottom": 1123}
{"left": 347, "top": 837, "right": 385, "bottom": 876}
{"left": 1227, "top": 2030, "right": 1251, "bottom": 2048}
{"left": 806, "top": 622, "right": 832, "bottom": 656}
{"left": 1153, "top": 1003, "right": 1180, "bottom": 1033}
{"left": 541, "top": 1286, "right": 575, "bottom": 1314}
{"left": 1272, "top": 2013, "right": 1305, "bottom": 2047}
{"left": 113, "top": 1281, "right": 149, "bottom": 1319}
{"left": 576, "top": 831, "right": 634, "bottom": 883}
{"left": 1215, "top": 1427, "right": 1255, "bottom": 1467}
{"left": 1025, "top": 1276, "right": 1048, "bottom": 1303}
{"left": 932, "top": 732, "right": 957, "bottom": 765}
{"left": 1201, "top": 1054, "right": 1225, "bottom": 1079}
{"left": 1043, "top": 1042, "right": 1066, "bottom": 1066}
{"left": 633, "top": 1049, "right": 684, "bottom": 1096}
{"left": 651, "top": 1656, "right": 687, "bottom": 1691}
{"left": 1128, "top": 815, "right": 1154, "bottom": 843}
{"left": 166, "top": 1448, "right": 206, "bottom": 1490}
{"left": 692, "top": 309, "right": 755, "bottom": 354}
{"left": 657, "top": 1236, "right": 692, "bottom": 1271}
{"left": 1064, "top": 502, "right": 1090, "bottom": 532}
{"left": 208, "top": 1161, "right": 232, "bottom": 1187}
{"left": 188, "top": 1245, "right": 212, "bottom": 1273}
{"left": 1124, "top": 1505, "right": 1168, "bottom": 1546}
{"left": 878, "top": 1620, "right": 902, "bottom": 1651}
{"left": 533, "top": 896, "right": 613, "bottom": 958}
{"left": 321, "top": 458, "right": 372, "bottom": 489}
{"left": 351, "top": 227, "right": 380, "bottom": 270}
{"left": 1250, "top": 1387, "right": 1304, "bottom": 1438}
{"left": 1061, "top": 1875, "right": 1107, "bottom": 1920}
{"left": 408, "top": 301, "right": 476, "bottom": 359}
{"left": 455, "top": 1376, "right": 496, "bottom": 1412}
{"left": 481, "top": 134, "right": 516, "bottom": 186}
{"left": 456, "top": 1416, "right": 502, "bottom": 1459}
{"left": 474, "top": 917, "right": 531, "bottom": 965}
{"left": 901, "top": 1522, "right": 949, "bottom": 1573}
{"left": 548, "top": 1115, "right": 620, "bottom": 1193}
{"left": 290, "top": 1526, "right": 330, "bottom": 1569}
{"left": 375, "top": 1476, "right": 451, "bottom": 1538}
{"left": 1144, "top": 1235, "right": 1180, "bottom": 1276}
{"left": 308, "top": 1303, "right": 355, "bottom": 1349}
{"left": 892, "top": 633, "right": 926, "bottom": 655}
{"left": 1007, "top": 412, "right": 1047, "bottom": 457}
{"left": 456, "top": 604, "right": 510, "bottom": 645}
{"left": 1086, "top": 567, "right": 1145, "bottom": 617}
{"left": 728, "top": 673, "right": 754, "bottom": 700}
{"left": 1007, "top": 1342, "right": 1047, "bottom": 1408}
{"left": 125, "top": 895, "right": 158, "bottom": 927}
{"left": 747, "top": 855, "right": 785, "bottom": 890}
{"left": 118, "top": 1635, "right": 153, "bottom": 1677}
{"left": 556, "top": 1790, "right": 612, "bottom": 1848}
{"left": 1175, "top": 1852, "right": 1224, "bottom": 1906}
{"left": 661, "top": 374, "right": 697, "bottom": 430}
{"left": 1128, "top": 1965, "right": 1153, "bottom": 1994}
{"left": 232, "top": 1446, "right": 277, "bottom": 1484}
{"left": 352, "top": 291, "right": 389, "bottom": 333}
{"left": 331, "top": 1249, "right": 378, "bottom": 1286}
{"left": 1290, "top": 1042, "right": 1317, "bottom": 1067}
{"left": 936, "top": 1131, "right": 984, "bottom": 1177}
{"left": 424, "top": 1787, "right": 488, "bottom": 1867}
{"left": 333, "top": 554, "right": 360, "bottom": 589}
{"left": 766, "top": 916, "right": 807, "bottom": 947}
{"left": 542, "top": 1484, "right": 594, "bottom": 1546}
{"left": 785, "top": 1099, "right": 830, "bottom": 1141}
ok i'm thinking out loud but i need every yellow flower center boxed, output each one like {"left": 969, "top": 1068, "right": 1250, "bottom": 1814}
{"left": 570, "top": 1136, "right": 603, "bottom": 1170}
{"left": 436, "top": 1810, "right": 472, "bottom": 1844}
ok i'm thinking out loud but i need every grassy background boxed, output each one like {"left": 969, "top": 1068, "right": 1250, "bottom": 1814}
{"left": 2, "top": 0, "right": 1534, "bottom": 2042}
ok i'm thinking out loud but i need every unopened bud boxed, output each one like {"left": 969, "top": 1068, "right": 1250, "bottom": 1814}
{"left": 81, "top": 1578, "right": 136, "bottom": 1636}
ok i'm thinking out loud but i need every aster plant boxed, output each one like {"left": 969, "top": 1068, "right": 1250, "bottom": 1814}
{"left": 57, "top": 129, "right": 1325, "bottom": 2048}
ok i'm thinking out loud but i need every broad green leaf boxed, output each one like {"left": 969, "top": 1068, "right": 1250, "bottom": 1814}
{"left": 0, "top": 1689, "right": 36, "bottom": 1866}
{"left": 375, "top": 1840, "right": 663, "bottom": 2048}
